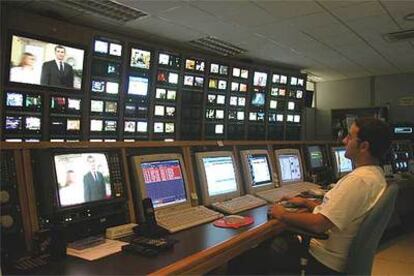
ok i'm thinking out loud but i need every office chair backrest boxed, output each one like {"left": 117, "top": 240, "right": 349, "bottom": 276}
{"left": 345, "top": 183, "right": 399, "bottom": 275}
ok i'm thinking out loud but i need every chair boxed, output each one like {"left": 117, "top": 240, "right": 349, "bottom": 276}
{"left": 345, "top": 183, "right": 399, "bottom": 275}
{"left": 289, "top": 183, "right": 399, "bottom": 275}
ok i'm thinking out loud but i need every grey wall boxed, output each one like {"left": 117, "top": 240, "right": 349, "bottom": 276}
{"left": 314, "top": 73, "right": 414, "bottom": 140}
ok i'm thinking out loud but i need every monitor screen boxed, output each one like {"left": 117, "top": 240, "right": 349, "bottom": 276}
{"left": 247, "top": 154, "right": 272, "bottom": 186}
{"left": 140, "top": 159, "right": 187, "bottom": 209}
{"left": 6, "top": 116, "right": 23, "bottom": 130}
{"left": 251, "top": 93, "right": 265, "bottom": 107}
{"left": 202, "top": 156, "right": 238, "bottom": 197}
{"left": 25, "top": 116, "right": 41, "bottom": 131}
{"left": 25, "top": 95, "right": 42, "bottom": 110}
{"left": 307, "top": 146, "right": 324, "bottom": 169}
{"left": 9, "top": 35, "right": 85, "bottom": 89}
{"left": 128, "top": 76, "right": 148, "bottom": 95}
{"left": 278, "top": 154, "right": 302, "bottom": 183}
{"left": 94, "top": 40, "right": 108, "bottom": 54}
{"left": 6, "top": 92, "right": 24, "bottom": 107}
{"left": 253, "top": 71, "right": 267, "bottom": 87}
{"left": 54, "top": 153, "right": 112, "bottom": 207}
{"left": 130, "top": 48, "right": 151, "bottom": 69}
{"left": 333, "top": 147, "right": 353, "bottom": 174}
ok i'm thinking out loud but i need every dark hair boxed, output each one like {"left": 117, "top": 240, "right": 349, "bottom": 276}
{"left": 55, "top": 45, "right": 66, "bottom": 52}
{"left": 354, "top": 117, "right": 391, "bottom": 160}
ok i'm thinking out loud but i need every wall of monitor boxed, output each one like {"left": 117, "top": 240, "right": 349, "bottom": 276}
{"left": 1, "top": 8, "right": 306, "bottom": 142}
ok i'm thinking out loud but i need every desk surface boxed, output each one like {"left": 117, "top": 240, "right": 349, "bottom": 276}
{"left": 32, "top": 206, "right": 283, "bottom": 275}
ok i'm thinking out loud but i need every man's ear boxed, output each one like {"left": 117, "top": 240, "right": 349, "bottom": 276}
{"left": 360, "top": 141, "right": 370, "bottom": 153}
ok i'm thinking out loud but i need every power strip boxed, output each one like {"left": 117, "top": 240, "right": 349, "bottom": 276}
{"left": 106, "top": 223, "right": 137, "bottom": 239}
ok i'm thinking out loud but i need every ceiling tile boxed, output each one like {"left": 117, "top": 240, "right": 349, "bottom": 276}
{"left": 252, "top": 0, "right": 323, "bottom": 21}
{"left": 328, "top": 1, "right": 387, "bottom": 22}
{"left": 115, "top": 0, "right": 185, "bottom": 15}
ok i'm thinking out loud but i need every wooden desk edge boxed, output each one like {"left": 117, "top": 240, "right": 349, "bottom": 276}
{"left": 150, "top": 220, "right": 283, "bottom": 275}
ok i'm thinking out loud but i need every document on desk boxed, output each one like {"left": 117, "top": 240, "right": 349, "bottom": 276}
{"left": 67, "top": 239, "right": 128, "bottom": 261}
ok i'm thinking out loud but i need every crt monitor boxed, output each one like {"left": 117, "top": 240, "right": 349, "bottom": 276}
{"left": 32, "top": 150, "right": 127, "bottom": 235}
{"left": 307, "top": 145, "right": 325, "bottom": 170}
{"left": 131, "top": 153, "right": 191, "bottom": 212}
{"left": 240, "top": 149, "right": 275, "bottom": 194}
{"left": 274, "top": 149, "right": 304, "bottom": 185}
{"left": 195, "top": 151, "right": 242, "bottom": 205}
{"left": 331, "top": 146, "right": 353, "bottom": 178}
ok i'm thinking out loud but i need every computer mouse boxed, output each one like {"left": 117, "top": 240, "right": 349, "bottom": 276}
{"left": 223, "top": 215, "right": 245, "bottom": 224}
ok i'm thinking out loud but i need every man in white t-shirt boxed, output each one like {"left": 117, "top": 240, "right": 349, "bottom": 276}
{"left": 269, "top": 117, "right": 391, "bottom": 274}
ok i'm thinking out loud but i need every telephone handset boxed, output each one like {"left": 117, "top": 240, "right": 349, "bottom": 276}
{"left": 133, "top": 198, "right": 168, "bottom": 238}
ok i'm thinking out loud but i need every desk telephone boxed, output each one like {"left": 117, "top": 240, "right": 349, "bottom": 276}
{"left": 133, "top": 198, "right": 168, "bottom": 238}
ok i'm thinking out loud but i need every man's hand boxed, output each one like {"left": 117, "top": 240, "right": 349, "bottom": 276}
{"left": 269, "top": 204, "right": 286, "bottom": 220}
{"left": 285, "top": 196, "right": 307, "bottom": 207}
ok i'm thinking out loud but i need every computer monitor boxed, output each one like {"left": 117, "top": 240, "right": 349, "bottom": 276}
{"left": 307, "top": 145, "right": 325, "bottom": 170}
{"left": 240, "top": 150, "right": 275, "bottom": 194}
{"left": 195, "top": 151, "right": 241, "bottom": 205}
{"left": 33, "top": 150, "right": 127, "bottom": 234}
{"left": 274, "top": 149, "right": 304, "bottom": 185}
{"left": 331, "top": 146, "right": 353, "bottom": 178}
{"left": 131, "top": 153, "right": 191, "bottom": 211}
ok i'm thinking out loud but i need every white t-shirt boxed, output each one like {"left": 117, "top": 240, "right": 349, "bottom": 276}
{"left": 309, "top": 165, "right": 386, "bottom": 272}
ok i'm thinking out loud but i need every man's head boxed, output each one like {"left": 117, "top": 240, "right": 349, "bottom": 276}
{"left": 343, "top": 117, "right": 391, "bottom": 165}
{"left": 86, "top": 155, "right": 96, "bottom": 172}
{"left": 54, "top": 45, "right": 66, "bottom": 61}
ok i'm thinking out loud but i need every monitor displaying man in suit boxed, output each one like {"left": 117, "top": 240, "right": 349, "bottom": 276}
{"left": 40, "top": 45, "right": 74, "bottom": 88}
{"left": 83, "top": 155, "right": 106, "bottom": 202}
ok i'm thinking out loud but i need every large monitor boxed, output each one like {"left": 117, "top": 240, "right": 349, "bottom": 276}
{"left": 33, "top": 150, "right": 127, "bottom": 237}
{"left": 306, "top": 145, "right": 325, "bottom": 170}
{"left": 195, "top": 151, "right": 241, "bottom": 205}
{"left": 9, "top": 34, "right": 85, "bottom": 90}
{"left": 240, "top": 149, "right": 275, "bottom": 194}
{"left": 331, "top": 146, "right": 353, "bottom": 178}
{"left": 131, "top": 154, "right": 191, "bottom": 211}
{"left": 274, "top": 149, "right": 304, "bottom": 185}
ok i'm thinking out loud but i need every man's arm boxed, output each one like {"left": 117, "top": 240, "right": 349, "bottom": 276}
{"left": 40, "top": 62, "right": 49, "bottom": 85}
{"left": 270, "top": 204, "right": 334, "bottom": 234}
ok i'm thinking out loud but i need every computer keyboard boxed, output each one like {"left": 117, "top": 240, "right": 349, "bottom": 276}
{"left": 257, "top": 182, "right": 322, "bottom": 203}
{"left": 212, "top": 194, "right": 267, "bottom": 214}
{"left": 156, "top": 206, "right": 223, "bottom": 233}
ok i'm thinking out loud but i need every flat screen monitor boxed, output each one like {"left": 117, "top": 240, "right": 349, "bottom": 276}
{"left": 6, "top": 92, "right": 24, "bottom": 108}
{"left": 240, "top": 150, "right": 274, "bottom": 194}
{"left": 54, "top": 153, "right": 114, "bottom": 207}
{"left": 253, "top": 71, "right": 267, "bottom": 87}
{"left": 307, "top": 145, "right": 324, "bottom": 170}
{"left": 274, "top": 149, "right": 304, "bottom": 185}
{"left": 128, "top": 76, "right": 148, "bottom": 96}
{"left": 251, "top": 93, "right": 265, "bottom": 107}
{"left": 331, "top": 146, "right": 353, "bottom": 178}
{"left": 9, "top": 35, "right": 85, "bottom": 90}
{"left": 195, "top": 151, "right": 241, "bottom": 205}
{"left": 130, "top": 48, "right": 151, "bottom": 69}
{"left": 131, "top": 154, "right": 190, "bottom": 210}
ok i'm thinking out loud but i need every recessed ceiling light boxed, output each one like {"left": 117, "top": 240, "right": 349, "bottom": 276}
{"left": 403, "top": 13, "right": 414, "bottom": 21}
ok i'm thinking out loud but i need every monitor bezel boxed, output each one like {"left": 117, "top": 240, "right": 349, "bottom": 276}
{"left": 274, "top": 148, "right": 305, "bottom": 185}
{"left": 6, "top": 31, "right": 88, "bottom": 92}
{"left": 331, "top": 146, "right": 353, "bottom": 179}
{"left": 195, "top": 151, "right": 242, "bottom": 205}
{"left": 132, "top": 153, "right": 192, "bottom": 212}
{"left": 240, "top": 149, "right": 276, "bottom": 194}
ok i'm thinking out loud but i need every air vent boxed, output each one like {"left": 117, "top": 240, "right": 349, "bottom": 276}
{"left": 384, "top": 29, "right": 414, "bottom": 42}
{"left": 57, "top": 0, "right": 147, "bottom": 22}
{"left": 189, "top": 36, "right": 246, "bottom": 57}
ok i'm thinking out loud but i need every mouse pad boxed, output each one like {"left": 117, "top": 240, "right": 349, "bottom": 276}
{"left": 213, "top": 216, "right": 254, "bottom": 229}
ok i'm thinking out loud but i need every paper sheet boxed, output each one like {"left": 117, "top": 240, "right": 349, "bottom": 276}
{"left": 67, "top": 239, "right": 128, "bottom": 261}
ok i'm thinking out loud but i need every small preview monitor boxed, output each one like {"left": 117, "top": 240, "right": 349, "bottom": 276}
{"left": 331, "top": 146, "right": 353, "bottom": 178}
{"left": 106, "top": 81, "right": 119, "bottom": 94}
{"left": 6, "top": 92, "right": 24, "bottom": 107}
{"left": 251, "top": 93, "right": 265, "bottom": 107}
{"left": 253, "top": 71, "right": 267, "bottom": 87}
{"left": 307, "top": 145, "right": 324, "bottom": 170}
{"left": 109, "top": 43, "right": 122, "bottom": 56}
{"left": 128, "top": 76, "right": 148, "bottom": 96}
{"left": 91, "top": 80, "right": 105, "bottom": 92}
{"left": 131, "top": 154, "right": 190, "bottom": 210}
{"left": 104, "top": 120, "right": 117, "bottom": 132}
{"left": 137, "top": 121, "right": 148, "bottom": 133}
{"left": 158, "top": 53, "right": 170, "bottom": 65}
{"left": 195, "top": 151, "right": 241, "bottom": 205}
{"left": 124, "top": 121, "right": 136, "bottom": 133}
{"left": 26, "top": 95, "right": 41, "bottom": 112}
{"left": 50, "top": 96, "right": 66, "bottom": 112}
{"left": 67, "top": 98, "right": 81, "bottom": 112}
{"left": 91, "top": 100, "right": 104, "bottom": 113}
{"left": 274, "top": 149, "right": 304, "bottom": 185}
{"left": 130, "top": 48, "right": 151, "bottom": 69}
{"left": 67, "top": 119, "right": 80, "bottom": 131}
{"left": 90, "top": 119, "right": 103, "bottom": 132}
{"left": 25, "top": 116, "right": 41, "bottom": 131}
{"left": 5, "top": 116, "right": 23, "bottom": 131}
{"left": 54, "top": 153, "right": 113, "bottom": 207}
{"left": 94, "top": 40, "right": 108, "bottom": 54}
{"left": 240, "top": 150, "right": 274, "bottom": 193}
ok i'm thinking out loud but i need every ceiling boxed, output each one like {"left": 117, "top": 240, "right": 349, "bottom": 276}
{"left": 6, "top": 0, "right": 414, "bottom": 82}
